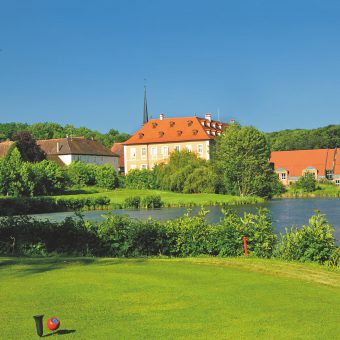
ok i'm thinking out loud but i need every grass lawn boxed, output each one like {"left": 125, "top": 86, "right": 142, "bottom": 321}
{"left": 0, "top": 257, "right": 339, "bottom": 339}
{"left": 53, "top": 188, "right": 264, "bottom": 207}
{"left": 279, "top": 184, "right": 340, "bottom": 198}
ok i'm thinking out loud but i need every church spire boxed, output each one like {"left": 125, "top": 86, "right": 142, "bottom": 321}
{"left": 143, "top": 86, "right": 149, "bottom": 125}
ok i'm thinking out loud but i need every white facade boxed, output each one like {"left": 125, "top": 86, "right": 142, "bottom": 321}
{"left": 58, "top": 154, "right": 119, "bottom": 171}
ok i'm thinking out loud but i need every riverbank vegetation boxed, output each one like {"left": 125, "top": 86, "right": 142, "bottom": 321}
{"left": 1, "top": 257, "right": 339, "bottom": 339}
{"left": 0, "top": 209, "right": 338, "bottom": 267}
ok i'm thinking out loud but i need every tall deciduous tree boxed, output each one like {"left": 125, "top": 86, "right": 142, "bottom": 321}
{"left": 213, "top": 124, "right": 282, "bottom": 198}
{"left": 13, "top": 131, "right": 45, "bottom": 162}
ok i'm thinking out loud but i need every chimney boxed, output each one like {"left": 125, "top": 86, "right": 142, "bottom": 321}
{"left": 205, "top": 113, "right": 212, "bottom": 121}
{"left": 57, "top": 142, "right": 60, "bottom": 153}
{"left": 159, "top": 113, "right": 164, "bottom": 120}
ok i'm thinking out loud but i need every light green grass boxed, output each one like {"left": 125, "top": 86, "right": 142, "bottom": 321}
{"left": 0, "top": 257, "right": 339, "bottom": 339}
{"left": 279, "top": 183, "right": 340, "bottom": 198}
{"left": 54, "top": 188, "right": 264, "bottom": 207}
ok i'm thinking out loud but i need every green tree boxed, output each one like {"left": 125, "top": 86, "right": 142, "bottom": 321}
{"left": 125, "top": 169, "right": 157, "bottom": 189}
{"left": 213, "top": 124, "right": 280, "bottom": 197}
{"left": 95, "top": 164, "right": 118, "bottom": 189}
{"left": 66, "top": 161, "right": 96, "bottom": 187}
{"left": 293, "top": 172, "right": 316, "bottom": 192}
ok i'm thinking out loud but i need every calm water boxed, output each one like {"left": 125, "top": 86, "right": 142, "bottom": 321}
{"left": 31, "top": 198, "right": 340, "bottom": 244}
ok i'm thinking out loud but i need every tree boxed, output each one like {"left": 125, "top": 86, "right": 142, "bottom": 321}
{"left": 125, "top": 169, "right": 157, "bottom": 189}
{"left": 95, "top": 164, "right": 118, "bottom": 189}
{"left": 293, "top": 172, "right": 316, "bottom": 192}
{"left": 13, "top": 131, "right": 45, "bottom": 162}
{"left": 213, "top": 124, "right": 280, "bottom": 197}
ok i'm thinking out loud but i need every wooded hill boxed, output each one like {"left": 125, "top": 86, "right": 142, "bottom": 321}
{"left": 266, "top": 124, "right": 340, "bottom": 151}
{"left": 0, "top": 122, "right": 130, "bottom": 149}
{"left": 1, "top": 122, "right": 340, "bottom": 151}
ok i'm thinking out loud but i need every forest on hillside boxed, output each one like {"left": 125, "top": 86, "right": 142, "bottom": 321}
{"left": 266, "top": 124, "right": 340, "bottom": 151}
{"left": 0, "top": 122, "right": 130, "bottom": 149}
{"left": 1, "top": 122, "right": 340, "bottom": 151}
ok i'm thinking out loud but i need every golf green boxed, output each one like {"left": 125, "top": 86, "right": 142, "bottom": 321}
{"left": 0, "top": 257, "right": 339, "bottom": 339}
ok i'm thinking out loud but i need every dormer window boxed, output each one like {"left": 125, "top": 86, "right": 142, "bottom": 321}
{"left": 192, "top": 129, "right": 198, "bottom": 135}
{"left": 169, "top": 121, "right": 175, "bottom": 127}
{"left": 138, "top": 133, "right": 144, "bottom": 139}
{"left": 158, "top": 131, "right": 164, "bottom": 137}
{"left": 177, "top": 130, "right": 183, "bottom": 136}
{"left": 207, "top": 130, "right": 211, "bottom": 135}
{"left": 211, "top": 131, "right": 216, "bottom": 136}
{"left": 152, "top": 122, "right": 158, "bottom": 128}
{"left": 187, "top": 120, "right": 193, "bottom": 127}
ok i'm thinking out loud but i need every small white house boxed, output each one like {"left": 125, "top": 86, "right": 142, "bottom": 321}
{"left": 37, "top": 137, "right": 119, "bottom": 171}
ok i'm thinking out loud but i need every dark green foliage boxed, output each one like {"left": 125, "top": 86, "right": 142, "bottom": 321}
{"left": 0, "top": 196, "right": 111, "bottom": 215}
{"left": 275, "top": 214, "right": 337, "bottom": 264}
{"left": 141, "top": 195, "right": 163, "bottom": 208}
{"left": 12, "top": 131, "right": 46, "bottom": 162}
{"left": 213, "top": 124, "right": 281, "bottom": 198}
{"left": 0, "top": 122, "right": 130, "bottom": 148}
{"left": 0, "top": 210, "right": 337, "bottom": 264}
{"left": 124, "top": 196, "right": 141, "bottom": 208}
{"left": 95, "top": 164, "right": 118, "bottom": 189}
{"left": 125, "top": 169, "right": 157, "bottom": 189}
{"left": 267, "top": 124, "right": 340, "bottom": 151}
{"left": 293, "top": 173, "right": 317, "bottom": 192}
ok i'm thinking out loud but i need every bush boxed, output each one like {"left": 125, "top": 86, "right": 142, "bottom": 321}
{"left": 275, "top": 213, "right": 337, "bottom": 264}
{"left": 293, "top": 173, "right": 317, "bottom": 192}
{"left": 95, "top": 164, "right": 118, "bottom": 189}
{"left": 124, "top": 196, "right": 141, "bottom": 209}
{"left": 66, "top": 161, "right": 96, "bottom": 187}
{"left": 125, "top": 169, "right": 157, "bottom": 189}
{"left": 141, "top": 195, "right": 163, "bottom": 208}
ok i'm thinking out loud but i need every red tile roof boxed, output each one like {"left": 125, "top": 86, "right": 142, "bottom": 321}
{"left": 0, "top": 141, "right": 15, "bottom": 158}
{"left": 270, "top": 149, "right": 339, "bottom": 177}
{"left": 111, "top": 142, "right": 124, "bottom": 168}
{"left": 124, "top": 116, "right": 227, "bottom": 145}
{"left": 37, "top": 137, "right": 118, "bottom": 157}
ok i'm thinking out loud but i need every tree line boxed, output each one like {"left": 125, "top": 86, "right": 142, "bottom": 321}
{"left": 266, "top": 124, "right": 340, "bottom": 151}
{"left": 0, "top": 122, "right": 130, "bottom": 148}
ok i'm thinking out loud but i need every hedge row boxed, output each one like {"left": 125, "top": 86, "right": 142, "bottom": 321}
{"left": 0, "top": 209, "right": 337, "bottom": 266}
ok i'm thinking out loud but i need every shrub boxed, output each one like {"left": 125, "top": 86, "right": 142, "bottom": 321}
{"left": 125, "top": 169, "right": 157, "bottom": 189}
{"left": 66, "top": 161, "right": 96, "bottom": 187}
{"left": 293, "top": 173, "right": 317, "bottom": 192}
{"left": 124, "top": 196, "right": 141, "bottom": 209}
{"left": 275, "top": 213, "right": 337, "bottom": 264}
{"left": 141, "top": 195, "right": 163, "bottom": 208}
{"left": 95, "top": 164, "right": 118, "bottom": 189}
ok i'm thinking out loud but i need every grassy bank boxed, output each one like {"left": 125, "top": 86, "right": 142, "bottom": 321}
{"left": 54, "top": 188, "right": 265, "bottom": 208}
{"left": 278, "top": 184, "right": 340, "bottom": 198}
{"left": 0, "top": 257, "right": 339, "bottom": 339}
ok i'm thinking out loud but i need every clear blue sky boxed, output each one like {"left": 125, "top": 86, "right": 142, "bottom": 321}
{"left": 1, "top": 0, "right": 339, "bottom": 134}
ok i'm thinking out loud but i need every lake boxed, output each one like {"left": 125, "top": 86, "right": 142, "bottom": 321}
{"left": 30, "top": 198, "right": 340, "bottom": 244}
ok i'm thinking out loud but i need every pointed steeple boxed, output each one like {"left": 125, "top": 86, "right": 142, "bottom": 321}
{"left": 143, "top": 86, "right": 149, "bottom": 125}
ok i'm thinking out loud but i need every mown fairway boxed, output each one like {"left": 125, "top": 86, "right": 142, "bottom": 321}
{"left": 0, "top": 257, "right": 339, "bottom": 339}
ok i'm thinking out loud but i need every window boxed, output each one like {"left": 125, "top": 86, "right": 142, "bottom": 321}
{"left": 141, "top": 164, "right": 147, "bottom": 169}
{"left": 197, "top": 144, "right": 203, "bottom": 155}
{"left": 130, "top": 164, "right": 136, "bottom": 170}
{"left": 151, "top": 147, "right": 157, "bottom": 159}
{"left": 162, "top": 146, "right": 169, "bottom": 158}
{"left": 174, "top": 145, "right": 180, "bottom": 152}
{"left": 280, "top": 173, "right": 286, "bottom": 180}
{"left": 186, "top": 145, "right": 192, "bottom": 152}
{"left": 141, "top": 147, "right": 146, "bottom": 159}
{"left": 130, "top": 148, "right": 136, "bottom": 160}
{"left": 335, "top": 179, "right": 340, "bottom": 186}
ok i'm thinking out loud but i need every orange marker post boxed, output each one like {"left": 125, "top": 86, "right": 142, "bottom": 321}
{"left": 242, "top": 235, "right": 248, "bottom": 256}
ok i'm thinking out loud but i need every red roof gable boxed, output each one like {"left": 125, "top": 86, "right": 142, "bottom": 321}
{"left": 124, "top": 116, "right": 227, "bottom": 145}
{"left": 270, "top": 149, "right": 339, "bottom": 177}
{"left": 111, "top": 143, "right": 124, "bottom": 168}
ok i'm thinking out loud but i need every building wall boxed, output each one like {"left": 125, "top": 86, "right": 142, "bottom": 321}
{"left": 124, "top": 140, "right": 211, "bottom": 172}
{"left": 58, "top": 154, "right": 119, "bottom": 171}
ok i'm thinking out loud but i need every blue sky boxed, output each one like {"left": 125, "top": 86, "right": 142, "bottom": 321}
{"left": 0, "top": 0, "right": 339, "bottom": 134}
